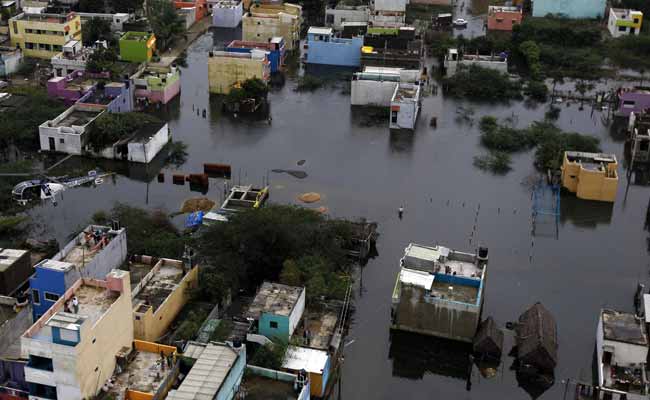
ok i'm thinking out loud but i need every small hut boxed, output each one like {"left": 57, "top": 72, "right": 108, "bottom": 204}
{"left": 473, "top": 317, "right": 504, "bottom": 360}
{"left": 515, "top": 302, "right": 558, "bottom": 374}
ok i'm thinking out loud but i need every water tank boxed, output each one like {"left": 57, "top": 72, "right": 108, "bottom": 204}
{"left": 478, "top": 247, "right": 488, "bottom": 261}
{"left": 111, "top": 220, "right": 121, "bottom": 231}
{"left": 233, "top": 338, "right": 242, "bottom": 348}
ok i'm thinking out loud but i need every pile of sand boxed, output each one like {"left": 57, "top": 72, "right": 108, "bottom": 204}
{"left": 181, "top": 197, "right": 216, "bottom": 213}
{"left": 298, "top": 192, "right": 321, "bottom": 203}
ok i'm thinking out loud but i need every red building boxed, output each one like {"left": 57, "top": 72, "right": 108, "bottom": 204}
{"left": 174, "top": 0, "right": 208, "bottom": 22}
{"left": 487, "top": 5, "right": 523, "bottom": 32}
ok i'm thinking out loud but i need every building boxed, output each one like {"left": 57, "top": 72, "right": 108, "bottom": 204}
{"left": 0, "top": 249, "right": 31, "bottom": 297}
{"left": 131, "top": 257, "right": 199, "bottom": 342}
{"left": 361, "top": 27, "right": 422, "bottom": 69}
{"left": 532, "top": 0, "right": 606, "bottom": 19}
{"left": 94, "top": 121, "right": 170, "bottom": 163}
{"left": 473, "top": 316, "right": 504, "bottom": 360}
{"left": 325, "top": 5, "right": 369, "bottom": 30}
{"left": 46, "top": 70, "right": 96, "bottom": 105}
{"left": 104, "top": 340, "right": 179, "bottom": 400}
{"left": 226, "top": 37, "right": 285, "bottom": 73}
{"left": 50, "top": 40, "right": 96, "bottom": 78}
{"left": 444, "top": 48, "right": 508, "bottom": 76}
{"left": 77, "top": 80, "right": 135, "bottom": 113}
{"left": 38, "top": 103, "right": 105, "bottom": 154}
{"left": 391, "top": 243, "right": 488, "bottom": 343}
{"left": 76, "top": 12, "right": 132, "bottom": 32}
{"left": 608, "top": 8, "right": 643, "bottom": 37}
{"left": 351, "top": 66, "right": 420, "bottom": 107}
{"left": 389, "top": 82, "right": 420, "bottom": 130}
{"left": 29, "top": 224, "right": 127, "bottom": 320}
{"left": 9, "top": 12, "right": 82, "bottom": 59}
{"left": 628, "top": 111, "right": 650, "bottom": 163}
{"left": 246, "top": 282, "right": 305, "bottom": 343}
{"left": 282, "top": 346, "right": 330, "bottom": 398}
{"left": 371, "top": 0, "right": 407, "bottom": 27}
{"left": 408, "top": 0, "right": 450, "bottom": 5}
{"left": 487, "top": 6, "right": 523, "bottom": 32}
{"left": 515, "top": 302, "right": 558, "bottom": 375}
{"left": 561, "top": 151, "right": 618, "bottom": 203}
{"left": 242, "top": 3, "right": 301, "bottom": 51}
{"left": 167, "top": 341, "right": 246, "bottom": 400}
{"left": 0, "top": 46, "right": 22, "bottom": 77}
{"left": 0, "top": 296, "right": 32, "bottom": 400}
{"left": 207, "top": 50, "right": 270, "bottom": 94}
{"left": 618, "top": 87, "right": 650, "bottom": 117}
{"left": 305, "top": 27, "right": 362, "bottom": 67}
{"left": 21, "top": 270, "right": 133, "bottom": 400}
{"left": 212, "top": 0, "right": 242, "bottom": 27}
{"left": 178, "top": 6, "right": 197, "bottom": 29}
{"left": 133, "top": 65, "right": 181, "bottom": 105}
{"left": 174, "top": 0, "right": 208, "bottom": 23}
{"left": 119, "top": 31, "right": 155, "bottom": 63}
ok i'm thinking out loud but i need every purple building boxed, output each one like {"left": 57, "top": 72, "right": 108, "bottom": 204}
{"left": 618, "top": 87, "right": 650, "bottom": 117}
{"left": 77, "top": 80, "right": 135, "bottom": 113}
{"left": 46, "top": 70, "right": 97, "bottom": 105}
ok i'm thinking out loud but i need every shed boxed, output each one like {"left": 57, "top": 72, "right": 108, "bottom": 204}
{"left": 473, "top": 317, "right": 503, "bottom": 360}
{"left": 516, "top": 302, "right": 558, "bottom": 374}
{"left": 282, "top": 345, "right": 330, "bottom": 397}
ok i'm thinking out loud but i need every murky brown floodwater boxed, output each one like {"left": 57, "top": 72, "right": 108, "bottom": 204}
{"left": 23, "top": 30, "right": 650, "bottom": 400}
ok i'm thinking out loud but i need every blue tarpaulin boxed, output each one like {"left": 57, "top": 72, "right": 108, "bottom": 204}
{"left": 185, "top": 211, "right": 205, "bottom": 228}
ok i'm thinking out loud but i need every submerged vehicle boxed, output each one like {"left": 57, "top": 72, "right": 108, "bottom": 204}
{"left": 12, "top": 170, "right": 109, "bottom": 205}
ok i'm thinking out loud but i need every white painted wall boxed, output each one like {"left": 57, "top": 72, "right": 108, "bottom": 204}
{"left": 127, "top": 123, "right": 169, "bottom": 163}
{"left": 325, "top": 7, "right": 369, "bottom": 29}
{"left": 351, "top": 79, "right": 398, "bottom": 106}
{"left": 373, "top": 0, "right": 408, "bottom": 12}
{"left": 288, "top": 287, "right": 305, "bottom": 337}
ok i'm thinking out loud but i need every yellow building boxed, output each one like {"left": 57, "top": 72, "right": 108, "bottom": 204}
{"left": 207, "top": 50, "right": 270, "bottom": 94}
{"left": 242, "top": 3, "right": 301, "bottom": 51}
{"left": 132, "top": 258, "right": 199, "bottom": 342}
{"left": 561, "top": 151, "right": 618, "bottom": 202}
{"left": 9, "top": 12, "right": 82, "bottom": 59}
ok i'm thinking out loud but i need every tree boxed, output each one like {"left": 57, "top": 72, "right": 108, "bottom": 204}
{"left": 112, "top": 0, "right": 144, "bottom": 13}
{"left": 86, "top": 46, "right": 118, "bottom": 74}
{"left": 87, "top": 112, "right": 161, "bottom": 152}
{"left": 146, "top": 0, "right": 186, "bottom": 50}
{"left": 82, "top": 18, "right": 113, "bottom": 46}
{"left": 78, "top": 0, "right": 105, "bottom": 13}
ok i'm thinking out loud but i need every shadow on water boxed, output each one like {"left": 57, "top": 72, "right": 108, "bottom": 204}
{"left": 389, "top": 130, "right": 415, "bottom": 154}
{"left": 560, "top": 194, "right": 614, "bottom": 229}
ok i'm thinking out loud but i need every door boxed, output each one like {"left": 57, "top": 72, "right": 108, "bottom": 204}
{"left": 48, "top": 137, "right": 55, "bottom": 151}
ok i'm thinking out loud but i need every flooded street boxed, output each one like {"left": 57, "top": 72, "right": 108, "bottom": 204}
{"left": 26, "top": 29, "right": 650, "bottom": 399}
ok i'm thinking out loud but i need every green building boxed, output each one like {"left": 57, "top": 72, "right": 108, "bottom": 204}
{"left": 119, "top": 31, "right": 156, "bottom": 63}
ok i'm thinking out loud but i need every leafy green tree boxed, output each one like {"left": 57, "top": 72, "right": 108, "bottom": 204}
{"left": 78, "top": 0, "right": 105, "bottom": 13}
{"left": 112, "top": 0, "right": 144, "bottom": 13}
{"left": 146, "top": 0, "right": 186, "bottom": 50}
{"left": 87, "top": 112, "right": 161, "bottom": 152}
{"left": 82, "top": 18, "right": 113, "bottom": 46}
{"left": 250, "top": 341, "right": 288, "bottom": 369}
{"left": 86, "top": 46, "right": 118, "bottom": 74}
{"left": 442, "top": 65, "right": 522, "bottom": 101}
{"left": 525, "top": 80, "right": 548, "bottom": 102}
{"left": 519, "top": 40, "right": 542, "bottom": 80}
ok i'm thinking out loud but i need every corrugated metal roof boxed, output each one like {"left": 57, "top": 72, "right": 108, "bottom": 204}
{"left": 167, "top": 343, "right": 239, "bottom": 400}
{"left": 399, "top": 268, "right": 434, "bottom": 290}
{"left": 282, "top": 346, "right": 328, "bottom": 374}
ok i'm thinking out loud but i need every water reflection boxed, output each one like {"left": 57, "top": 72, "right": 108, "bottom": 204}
{"left": 388, "top": 130, "right": 415, "bottom": 153}
{"left": 560, "top": 195, "right": 614, "bottom": 228}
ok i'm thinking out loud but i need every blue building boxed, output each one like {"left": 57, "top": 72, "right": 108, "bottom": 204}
{"left": 532, "top": 0, "right": 606, "bottom": 19}
{"left": 246, "top": 282, "right": 306, "bottom": 343}
{"left": 29, "top": 225, "right": 127, "bottom": 319}
{"left": 305, "top": 27, "right": 363, "bottom": 67}
{"left": 226, "top": 37, "right": 286, "bottom": 73}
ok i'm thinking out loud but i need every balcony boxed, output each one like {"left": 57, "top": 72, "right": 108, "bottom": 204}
{"left": 24, "top": 366, "right": 55, "bottom": 387}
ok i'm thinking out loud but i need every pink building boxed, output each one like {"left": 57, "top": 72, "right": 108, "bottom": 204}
{"left": 46, "top": 70, "right": 96, "bottom": 105}
{"left": 133, "top": 66, "right": 181, "bottom": 106}
{"left": 487, "top": 6, "right": 523, "bottom": 32}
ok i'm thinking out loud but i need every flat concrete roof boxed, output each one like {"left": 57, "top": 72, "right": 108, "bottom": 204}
{"left": 308, "top": 27, "right": 333, "bottom": 35}
{"left": 283, "top": 346, "right": 328, "bottom": 374}
{"left": 0, "top": 249, "right": 28, "bottom": 273}
{"left": 602, "top": 309, "right": 648, "bottom": 346}
{"left": 246, "top": 282, "right": 303, "bottom": 319}
{"left": 108, "top": 349, "right": 172, "bottom": 395}
{"left": 37, "top": 259, "right": 75, "bottom": 273}
{"left": 133, "top": 260, "right": 185, "bottom": 313}
{"left": 399, "top": 268, "right": 434, "bottom": 290}
{"left": 401, "top": 243, "right": 482, "bottom": 278}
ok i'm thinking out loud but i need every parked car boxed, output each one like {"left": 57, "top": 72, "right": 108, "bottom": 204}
{"left": 0, "top": 80, "right": 8, "bottom": 89}
{"left": 453, "top": 18, "right": 468, "bottom": 26}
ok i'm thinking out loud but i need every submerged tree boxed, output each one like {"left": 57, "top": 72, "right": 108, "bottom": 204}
{"left": 146, "top": 0, "right": 186, "bottom": 51}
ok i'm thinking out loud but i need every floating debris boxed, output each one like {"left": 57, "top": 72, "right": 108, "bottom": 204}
{"left": 272, "top": 169, "right": 308, "bottom": 179}
{"left": 298, "top": 192, "right": 321, "bottom": 203}
{"left": 316, "top": 206, "right": 328, "bottom": 213}
{"left": 297, "top": 159, "right": 306, "bottom": 166}
{"left": 181, "top": 198, "right": 216, "bottom": 213}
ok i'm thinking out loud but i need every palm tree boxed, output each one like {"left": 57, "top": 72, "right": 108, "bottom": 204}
{"left": 146, "top": 0, "right": 186, "bottom": 51}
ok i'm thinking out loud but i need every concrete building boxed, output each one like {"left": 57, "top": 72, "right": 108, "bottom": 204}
{"left": 0, "top": 296, "right": 32, "bottom": 400}
{"left": 175, "top": 0, "right": 208, "bottom": 23}
{"left": 94, "top": 121, "right": 170, "bottom": 163}
{"left": 618, "top": 87, "right": 650, "bottom": 117}
{"left": 133, "top": 65, "right": 181, "bottom": 105}
{"left": 391, "top": 243, "right": 488, "bottom": 343}
{"left": 246, "top": 282, "right": 305, "bottom": 343}
{"left": 119, "top": 31, "right": 155, "bottom": 63}
{"left": 9, "top": 12, "right": 82, "bottom": 59}
{"left": 351, "top": 66, "right": 419, "bottom": 107}
{"left": 608, "top": 8, "right": 643, "bottom": 37}
{"left": 167, "top": 342, "right": 246, "bottom": 400}
{"left": 131, "top": 258, "right": 199, "bottom": 342}
{"left": 371, "top": 0, "right": 407, "bottom": 27}
{"left": 487, "top": 6, "right": 523, "bottom": 32}
{"left": 532, "top": 0, "right": 606, "bottom": 19}
{"left": 282, "top": 346, "right": 330, "bottom": 398}
{"left": 305, "top": 27, "right": 362, "bottom": 67}
{"left": 29, "top": 224, "right": 127, "bottom": 320}
{"left": 389, "top": 82, "right": 420, "bottom": 130}
{"left": 76, "top": 80, "right": 135, "bottom": 113}
{"left": 628, "top": 111, "right": 650, "bottom": 163}
{"left": 0, "top": 46, "right": 22, "bottom": 77}
{"left": 179, "top": 6, "right": 197, "bottom": 29}
{"left": 0, "top": 249, "right": 31, "bottom": 297}
{"left": 444, "top": 48, "right": 508, "bottom": 76}
{"left": 46, "top": 70, "right": 96, "bottom": 105}
{"left": 226, "top": 37, "right": 285, "bottom": 73}
{"left": 242, "top": 3, "right": 301, "bottom": 51}
{"left": 38, "top": 103, "right": 105, "bottom": 154}
{"left": 212, "top": 0, "right": 242, "bottom": 27}
{"left": 50, "top": 40, "right": 96, "bottom": 78}
{"left": 561, "top": 151, "right": 618, "bottom": 203}
{"left": 596, "top": 309, "right": 649, "bottom": 399}
{"left": 208, "top": 50, "right": 270, "bottom": 94}
{"left": 21, "top": 270, "right": 133, "bottom": 400}
{"left": 76, "top": 12, "right": 132, "bottom": 32}
{"left": 243, "top": 365, "right": 310, "bottom": 400}
{"left": 325, "top": 5, "right": 369, "bottom": 30}
{"left": 361, "top": 27, "right": 421, "bottom": 69}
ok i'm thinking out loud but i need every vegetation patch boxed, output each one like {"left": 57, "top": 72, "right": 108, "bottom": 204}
{"left": 295, "top": 75, "right": 325, "bottom": 92}
{"left": 87, "top": 112, "right": 162, "bottom": 152}
{"left": 250, "top": 341, "right": 289, "bottom": 370}
{"left": 473, "top": 152, "right": 512, "bottom": 175}
{"left": 442, "top": 65, "right": 522, "bottom": 101}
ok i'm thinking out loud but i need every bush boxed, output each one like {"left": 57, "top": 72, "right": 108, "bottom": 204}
{"left": 479, "top": 116, "right": 535, "bottom": 152}
{"left": 525, "top": 80, "right": 548, "bottom": 102}
{"left": 473, "top": 151, "right": 512, "bottom": 174}
{"left": 251, "top": 341, "right": 288, "bottom": 370}
{"left": 87, "top": 112, "right": 162, "bottom": 152}
{"left": 443, "top": 65, "right": 522, "bottom": 101}
{"left": 295, "top": 75, "right": 325, "bottom": 92}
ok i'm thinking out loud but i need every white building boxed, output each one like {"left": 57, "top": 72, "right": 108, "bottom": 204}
{"left": 389, "top": 82, "right": 420, "bottom": 130}
{"left": 76, "top": 12, "right": 132, "bottom": 32}
{"left": 596, "top": 309, "right": 649, "bottom": 399}
{"left": 351, "top": 66, "right": 419, "bottom": 107}
{"left": 212, "top": 0, "right": 242, "bottom": 27}
{"left": 50, "top": 40, "right": 95, "bottom": 77}
{"left": 38, "top": 104, "right": 105, "bottom": 155}
{"left": 179, "top": 7, "right": 197, "bottom": 29}
{"left": 444, "top": 48, "right": 508, "bottom": 76}
{"left": 96, "top": 122, "right": 170, "bottom": 163}
{"left": 325, "top": 5, "right": 369, "bottom": 30}
{"left": 608, "top": 8, "right": 643, "bottom": 38}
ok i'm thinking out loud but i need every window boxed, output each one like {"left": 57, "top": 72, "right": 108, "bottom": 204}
{"left": 619, "top": 26, "right": 627, "bottom": 32}
{"left": 59, "top": 328, "right": 77, "bottom": 343}
{"left": 270, "top": 321, "right": 278, "bottom": 329}
{"left": 496, "top": 17, "right": 503, "bottom": 23}
{"left": 44, "top": 292, "right": 60, "bottom": 302}
{"left": 12, "top": 21, "right": 17, "bottom": 34}
{"left": 623, "top": 100, "right": 636, "bottom": 108}
{"left": 28, "top": 355, "right": 53, "bottom": 371}
{"left": 391, "top": 111, "right": 398, "bottom": 123}
{"left": 634, "top": 18, "right": 640, "bottom": 24}
{"left": 32, "top": 289, "right": 40, "bottom": 305}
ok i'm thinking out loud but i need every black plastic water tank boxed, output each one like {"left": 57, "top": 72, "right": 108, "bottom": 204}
{"left": 233, "top": 338, "right": 242, "bottom": 348}
{"left": 478, "top": 247, "right": 488, "bottom": 259}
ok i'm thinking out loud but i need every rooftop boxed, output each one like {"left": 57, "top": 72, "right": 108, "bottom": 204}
{"left": 246, "top": 282, "right": 304, "bottom": 319}
{"left": 392, "top": 83, "right": 419, "bottom": 102}
{"left": 308, "top": 26, "right": 333, "bottom": 35}
{"left": 133, "top": 259, "right": 187, "bottom": 313}
{"left": 78, "top": 83, "right": 124, "bottom": 106}
{"left": 0, "top": 249, "right": 28, "bottom": 273}
{"left": 121, "top": 31, "right": 153, "bottom": 41}
{"left": 241, "top": 374, "right": 302, "bottom": 400}
{"left": 50, "top": 107, "right": 103, "bottom": 129}
{"left": 295, "top": 308, "right": 340, "bottom": 350}
{"left": 602, "top": 309, "right": 648, "bottom": 346}
{"left": 488, "top": 5, "right": 521, "bottom": 14}
{"left": 282, "top": 346, "right": 328, "bottom": 374}
{"left": 13, "top": 13, "right": 73, "bottom": 23}
{"left": 37, "top": 259, "right": 75, "bottom": 273}
{"left": 611, "top": 7, "right": 642, "bottom": 18}
{"left": 55, "top": 225, "right": 122, "bottom": 267}
{"left": 401, "top": 243, "right": 483, "bottom": 278}
{"left": 565, "top": 151, "right": 617, "bottom": 173}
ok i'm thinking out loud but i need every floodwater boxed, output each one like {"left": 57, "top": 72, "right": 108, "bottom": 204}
{"left": 25, "top": 29, "right": 650, "bottom": 400}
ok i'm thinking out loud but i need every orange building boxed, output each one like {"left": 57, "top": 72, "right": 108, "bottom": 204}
{"left": 174, "top": 0, "right": 208, "bottom": 22}
{"left": 487, "top": 5, "right": 523, "bottom": 32}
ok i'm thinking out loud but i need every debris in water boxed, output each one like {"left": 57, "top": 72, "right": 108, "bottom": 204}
{"left": 181, "top": 197, "right": 216, "bottom": 213}
{"left": 297, "top": 159, "right": 306, "bottom": 166}
{"left": 316, "top": 206, "right": 328, "bottom": 214}
{"left": 298, "top": 192, "right": 321, "bottom": 203}
{"left": 272, "top": 169, "right": 308, "bottom": 179}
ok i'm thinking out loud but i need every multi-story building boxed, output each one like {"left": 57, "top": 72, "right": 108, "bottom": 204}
{"left": 608, "top": 8, "right": 643, "bottom": 37}
{"left": 389, "top": 82, "right": 421, "bottom": 130}
{"left": 487, "top": 6, "right": 523, "bottom": 32}
{"left": 0, "top": 249, "right": 31, "bottom": 296}
{"left": 75, "top": 12, "right": 132, "bottom": 32}
{"left": 351, "top": 66, "right": 420, "bottom": 107}
{"left": 242, "top": 3, "right": 301, "bottom": 51}
{"left": 50, "top": 40, "right": 96, "bottom": 78}
{"left": 561, "top": 151, "right": 618, "bottom": 202}
{"left": 212, "top": 0, "right": 243, "bottom": 28}
{"left": 21, "top": 270, "right": 133, "bottom": 400}
{"left": 226, "top": 37, "right": 285, "bottom": 73}
{"left": 46, "top": 70, "right": 97, "bottom": 105}
{"left": 29, "top": 224, "right": 127, "bottom": 320}
{"left": 9, "top": 12, "right": 82, "bottom": 59}
{"left": 325, "top": 4, "right": 369, "bottom": 30}
{"left": 76, "top": 80, "right": 135, "bottom": 114}
{"left": 119, "top": 31, "right": 156, "bottom": 63}
{"left": 628, "top": 111, "right": 650, "bottom": 163}
{"left": 207, "top": 50, "right": 270, "bottom": 94}
{"left": 305, "top": 27, "right": 363, "bottom": 67}
{"left": 532, "top": 0, "right": 606, "bottom": 19}
{"left": 444, "top": 48, "right": 508, "bottom": 76}
{"left": 618, "top": 87, "right": 650, "bottom": 117}
{"left": 0, "top": 46, "right": 22, "bottom": 77}
{"left": 38, "top": 103, "right": 105, "bottom": 154}
{"left": 133, "top": 65, "right": 181, "bottom": 105}
{"left": 245, "top": 282, "right": 305, "bottom": 343}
